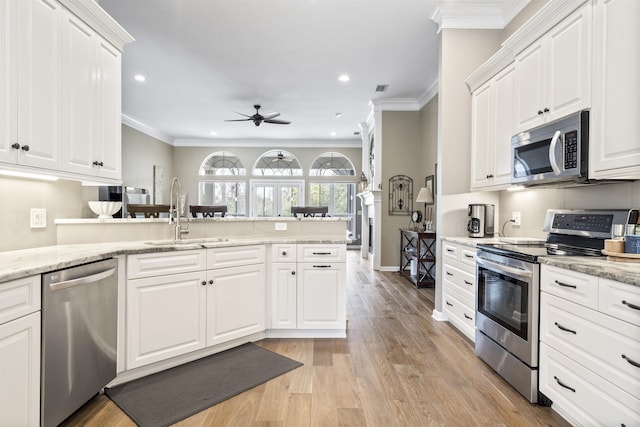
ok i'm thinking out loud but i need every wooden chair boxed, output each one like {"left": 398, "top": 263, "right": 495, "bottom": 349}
{"left": 291, "top": 206, "right": 329, "bottom": 218}
{"left": 190, "top": 205, "right": 227, "bottom": 218}
{"left": 127, "top": 204, "right": 171, "bottom": 218}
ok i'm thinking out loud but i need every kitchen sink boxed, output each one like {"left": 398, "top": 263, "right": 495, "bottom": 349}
{"left": 145, "top": 237, "right": 229, "bottom": 246}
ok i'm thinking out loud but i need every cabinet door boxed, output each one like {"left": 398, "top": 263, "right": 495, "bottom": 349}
{"left": 61, "top": 9, "right": 95, "bottom": 175}
{"left": 93, "top": 35, "right": 121, "bottom": 180}
{"left": 545, "top": 4, "right": 591, "bottom": 121}
{"left": 515, "top": 39, "right": 546, "bottom": 132}
{"left": 0, "top": 0, "right": 15, "bottom": 163}
{"left": 0, "top": 312, "right": 40, "bottom": 427}
{"left": 270, "top": 263, "right": 297, "bottom": 329}
{"left": 590, "top": 0, "right": 640, "bottom": 179}
{"left": 470, "top": 81, "right": 493, "bottom": 189}
{"left": 206, "top": 264, "right": 265, "bottom": 346}
{"left": 297, "top": 262, "right": 346, "bottom": 329}
{"left": 492, "top": 64, "right": 516, "bottom": 186}
{"left": 15, "top": 0, "right": 62, "bottom": 170}
{"left": 126, "top": 272, "right": 207, "bottom": 369}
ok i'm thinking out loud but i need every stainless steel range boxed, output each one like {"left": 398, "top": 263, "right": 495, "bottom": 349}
{"left": 475, "top": 209, "right": 639, "bottom": 404}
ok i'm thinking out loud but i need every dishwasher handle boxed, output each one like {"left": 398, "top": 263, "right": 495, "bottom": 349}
{"left": 49, "top": 267, "right": 116, "bottom": 291}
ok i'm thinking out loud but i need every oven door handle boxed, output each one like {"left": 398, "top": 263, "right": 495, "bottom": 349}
{"left": 476, "top": 257, "right": 533, "bottom": 280}
{"left": 549, "top": 130, "right": 563, "bottom": 176}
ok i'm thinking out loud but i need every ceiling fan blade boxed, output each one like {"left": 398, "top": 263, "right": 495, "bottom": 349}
{"left": 224, "top": 118, "right": 252, "bottom": 122}
{"left": 232, "top": 111, "right": 252, "bottom": 118}
{"left": 264, "top": 119, "right": 291, "bottom": 125}
{"left": 261, "top": 112, "right": 280, "bottom": 119}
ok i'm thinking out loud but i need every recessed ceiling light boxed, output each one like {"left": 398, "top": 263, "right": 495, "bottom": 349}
{"left": 134, "top": 74, "right": 146, "bottom": 82}
{"left": 338, "top": 74, "right": 350, "bottom": 83}
{"left": 210, "top": 131, "right": 218, "bottom": 136}
{"left": 330, "top": 132, "right": 337, "bottom": 137}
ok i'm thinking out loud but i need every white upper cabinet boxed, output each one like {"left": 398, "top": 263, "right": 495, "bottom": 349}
{"left": 514, "top": 3, "right": 592, "bottom": 132}
{"left": 590, "top": 0, "right": 640, "bottom": 179}
{"left": 62, "top": 9, "right": 122, "bottom": 181}
{"left": 1, "top": 0, "right": 131, "bottom": 183}
{"left": 470, "top": 63, "right": 516, "bottom": 190}
{"left": 0, "top": 0, "right": 62, "bottom": 170}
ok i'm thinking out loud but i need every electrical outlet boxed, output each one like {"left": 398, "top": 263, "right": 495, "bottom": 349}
{"left": 274, "top": 222, "right": 287, "bottom": 231}
{"left": 512, "top": 211, "right": 521, "bottom": 226}
{"left": 30, "top": 208, "right": 47, "bottom": 228}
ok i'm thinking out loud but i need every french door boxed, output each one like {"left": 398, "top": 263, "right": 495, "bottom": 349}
{"left": 250, "top": 180, "right": 303, "bottom": 217}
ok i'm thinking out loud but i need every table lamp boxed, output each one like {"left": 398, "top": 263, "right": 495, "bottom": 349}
{"left": 415, "top": 187, "right": 434, "bottom": 231}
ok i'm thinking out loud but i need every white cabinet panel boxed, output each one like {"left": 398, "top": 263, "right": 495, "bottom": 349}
{"left": 590, "top": 0, "right": 640, "bottom": 179}
{"left": 598, "top": 277, "right": 640, "bottom": 327}
{"left": 0, "top": 275, "right": 40, "bottom": 326}
{"left": 127, "top": 250, "right": 206, "bottom": 279}
{"left": 206, "top": 263, "right": 265, "bottom": 346}
{"left": 207, "top": 245, "right": 265, "bottom": 269}
{"left": 540, "top": 263, "right": 598, "bottom": 309}
{"left": 0, "top": 312, "right": 40, "bottom": 427}
{"left": 270, "top": 263, "right": 297, "bottom": 329}
{"left": 126, "top": 271, "right": 207, "bottom": 369}
{"left": 514, "top": 4, "right": 591, "bottom": 132}
{"left": 1, "top": 0, "right": 62, "bottom": 169}
{"left": 297, "top": 262, "right": 346, "bottom": 329}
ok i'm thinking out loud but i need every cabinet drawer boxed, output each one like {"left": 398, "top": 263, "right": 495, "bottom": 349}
{"left": 540, "top": 292, "right": 640, "bottom": 399}
{"left": 442, "top": 243, "right": 458, "bottom": 261}
{"left": 540, "top": 264, "right": 598, "bottom": 309}
{"left": 599, "top": 278, "right": 640, "bottom": 327}
{"left": 459, "top": 247, "right": 477, "bottom": 267}
{"left": 207, "top": 245, "right": 265, "bottom": 269}
{"left": 0, "top": 276, "right": 41, "bottom": 325}
{"left": 297, "top": 244, "right": 346, "bottom": 263}
{"left": 127, "top": 250, "right": 206, "bottom": 279}
{"left": 443, "top": 264, "right": 475, "bottom": 301}
{"left": 540, "top": 343, "right": 640, "bottom": 427}
{"left": 442, "top": 287, "right": 475, "bottom": 339}
{"left": 271, "top": 243, "right": 297, "bottom": 262}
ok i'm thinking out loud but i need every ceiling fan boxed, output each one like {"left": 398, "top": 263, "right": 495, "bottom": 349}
{"left": 225, "top": 104, "right": 291, "bottom": 126}
{"left": 272, "top": 151, "right": 295, "bottom": 162}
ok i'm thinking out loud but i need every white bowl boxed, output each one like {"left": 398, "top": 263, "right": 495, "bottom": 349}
{"left": 88, "top": 201, "right": 122, "bottom": 219}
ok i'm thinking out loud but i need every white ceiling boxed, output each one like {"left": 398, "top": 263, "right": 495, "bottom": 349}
{"left": 98, "top": 0, "right": 527, "bottom": 144}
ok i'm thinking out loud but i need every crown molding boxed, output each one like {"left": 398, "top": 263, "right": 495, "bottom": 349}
{"left": 172, "top": 138, "right": 361, "bottom": 148}
{"left": 370, "top": 98, "right": 421, "bottom": 112}
{"left": 58, "top": 0, "right": 134, "bottom": 50}
{"left": 465, "top": 48, "right": 514, "bottom": 92}
{"left": 121, "top": 114, "right": 173, "bottom": 145}
{"left": 417, "top": 78, "right": 439, "bottom": 108}
{"left": 430, "top": 0, "right": 530, "bottom": 33}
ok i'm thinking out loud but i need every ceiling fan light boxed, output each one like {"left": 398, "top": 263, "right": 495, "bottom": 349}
{"left": 338, "top": 74, "right": 350, "bottom": 82}
{"left": 134, "top": 74, "right": 146, "bottom": 82}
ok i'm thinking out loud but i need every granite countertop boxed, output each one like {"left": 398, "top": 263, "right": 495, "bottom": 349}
{"left": 539, "top": 256, "right": 640, "bottom": 287}
{"left": 0, "top": 237, "right": 347, "bottom": 283}
{"left": 442, "top": 235, "right": 640, "bottom": 287}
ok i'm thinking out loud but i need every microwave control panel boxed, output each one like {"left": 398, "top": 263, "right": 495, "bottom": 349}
{"left": 564, "top": 130, "right": 578, "bottom": 169}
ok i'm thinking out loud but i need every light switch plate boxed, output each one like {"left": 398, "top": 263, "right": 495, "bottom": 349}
{"left": 30, "top": 208, "right": 47, "bottom": 228}
{"left": 275, "top": 222, "right": 287, "bottom": 231}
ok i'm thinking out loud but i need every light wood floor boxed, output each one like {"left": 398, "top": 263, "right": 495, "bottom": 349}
{"left": 63, "top": 251, "right": 570, "bottom": 427}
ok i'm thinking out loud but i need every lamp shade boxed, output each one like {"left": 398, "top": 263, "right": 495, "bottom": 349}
{"left": 415, "top": 187, "right": 433, "bottom": 204}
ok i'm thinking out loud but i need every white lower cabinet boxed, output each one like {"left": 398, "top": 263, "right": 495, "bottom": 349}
{"left": 126, "top": 271, "right": 207, "bottom": 369}
{"left": 540, "top": 264, "right": 640, "bottom": 425}
{"left": 0, "top": 312, "right": 41, "bottom": 427}
{"left": 206, "top": 263, "right": 265, "bottom": 346}
{"left": 269, "top": 243, "right": 347, "bottom": 335}
{"left": 0, "top": 274, "right": 41, "bottom": 427}
{"left": 441, "top": 241, "right": 477, "bottom": 341}
{"left": 297, "top": 262, "right": 346, "bottom": 329}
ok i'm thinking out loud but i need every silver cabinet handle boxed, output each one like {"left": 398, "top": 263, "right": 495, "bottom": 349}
{"left": 49, "top": 267, "right": 116, "bottom": 291}
{"left": 477, "top": 257, "right": 532, "bottom": 279}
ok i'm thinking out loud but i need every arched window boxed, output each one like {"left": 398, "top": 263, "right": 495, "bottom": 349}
{"left": 198, "top": 151, "right": 246, "bottom": 215}
{"left": 199, "top": 151, "right": 246, "bottom": 176}
{"left": 252, "top": 150, "right": 302, "bottom": 176}
{"left": 309, "top": 152, "right": 355, "bottom": 176}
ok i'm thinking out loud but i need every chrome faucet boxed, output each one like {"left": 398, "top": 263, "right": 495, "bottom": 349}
{"left": 169, "top": 177, "right": 189, "bottom": 240}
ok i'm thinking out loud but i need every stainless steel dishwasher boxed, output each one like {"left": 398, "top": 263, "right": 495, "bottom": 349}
{"left": 41, "top": 258, "right": 118, "bottom": 427}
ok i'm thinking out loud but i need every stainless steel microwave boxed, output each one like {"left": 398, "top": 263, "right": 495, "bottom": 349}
{"left": 511, "top": 110, "right": 589, "bottom": 186}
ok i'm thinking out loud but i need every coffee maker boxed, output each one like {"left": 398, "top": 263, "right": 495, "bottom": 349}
{"left": 467, "top": 204, "right": 495, "bottom": 238}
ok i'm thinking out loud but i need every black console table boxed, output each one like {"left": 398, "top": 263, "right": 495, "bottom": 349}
{"left": 399, "top": 229, "right": 436, "bottom": 288}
